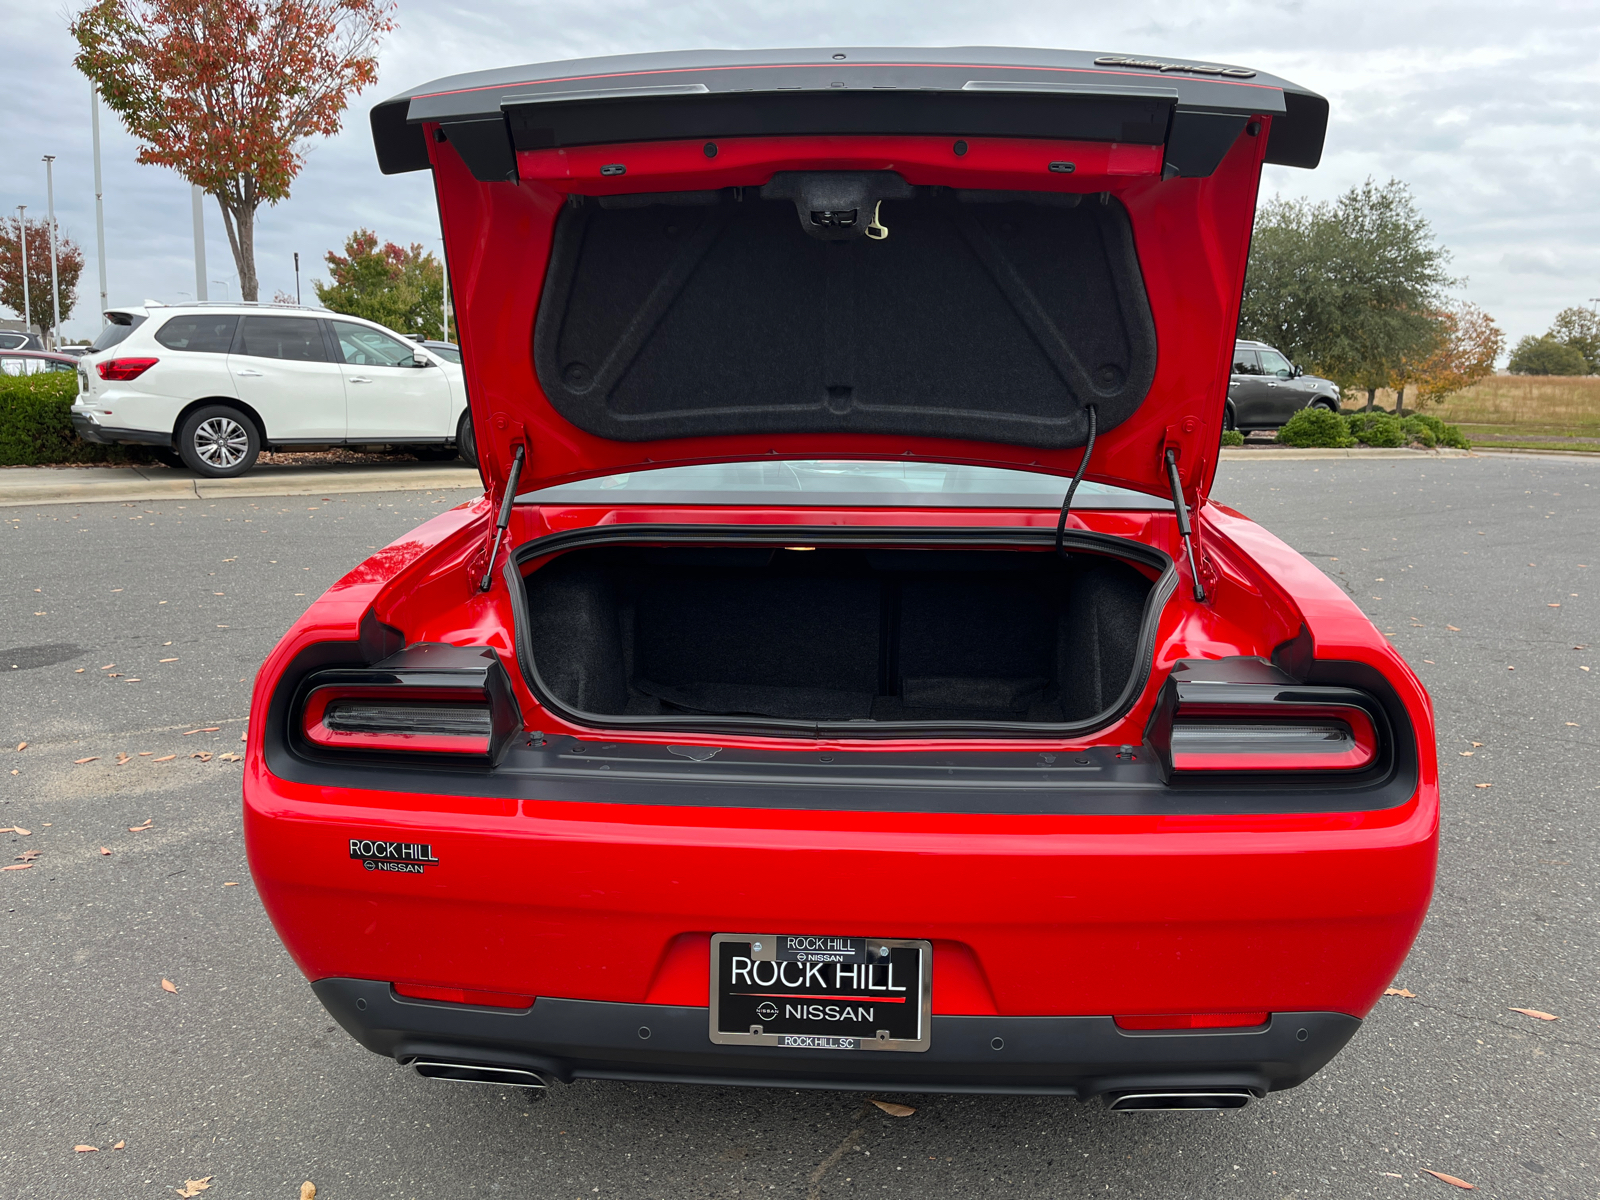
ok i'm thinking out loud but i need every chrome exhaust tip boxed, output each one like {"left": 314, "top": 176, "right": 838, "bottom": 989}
{"left": 410, "top": 1059, "right": 552, "bottom": 1089}
{"left": 1105, "top": 1090, "right": 1255, "bottom": 1112}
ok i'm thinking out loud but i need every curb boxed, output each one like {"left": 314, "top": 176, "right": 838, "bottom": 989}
{"left": 0, "top": 465, "right": 484, "bottom": 508}
{"left": 1219, "top": 447, "right": 1474, "bottom": 460}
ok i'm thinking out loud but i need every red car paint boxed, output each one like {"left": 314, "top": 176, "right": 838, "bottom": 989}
{"left": 245, "top": 48, "right": 1436, "bottom": 1096}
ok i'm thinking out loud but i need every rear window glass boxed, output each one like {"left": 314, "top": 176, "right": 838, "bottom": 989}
{"left": 238, "top": 316, "right": 329, "bottom": 362}
{"left": 522, "top": 460, "right": 1166, "bottom": 509}
{"left": 426, "top": 342, "right": 461, "bottom": 363}
{"left": 90, "top": 315, "right": 145, "bottom": 352}
{"left": 154, "top": 314, "right": 239, "bottom": 352}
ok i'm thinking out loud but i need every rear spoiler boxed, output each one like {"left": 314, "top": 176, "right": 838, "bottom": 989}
{"left": 371, "top": 47, "right": 1327, "bottom": 183}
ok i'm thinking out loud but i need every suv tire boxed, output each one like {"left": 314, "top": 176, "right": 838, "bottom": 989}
{"left": 1223, "top": 401, "right": 1238, "bottom": 432}
{"left": 177, "top": 404, "right": 261, "bottom": 478}
{"left": 1309, "top": 398, "right": 1337, "bottom": 413}
{"left": 456, "top": 410, "right": 479, "bottom": 469}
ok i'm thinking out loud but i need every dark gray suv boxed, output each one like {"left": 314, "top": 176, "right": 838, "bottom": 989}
{"left": 1226, "top": 340, "right": 1342, "bottom": 431}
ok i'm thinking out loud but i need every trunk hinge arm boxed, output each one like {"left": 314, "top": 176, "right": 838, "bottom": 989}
{"left": 478, "top": 443, "right": 526, "bottom": 593}
{"left": 1165, "top": 447, "right": 1207, "bottom": 602}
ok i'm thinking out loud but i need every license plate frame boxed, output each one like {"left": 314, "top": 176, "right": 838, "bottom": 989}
{"left": 709, "top": 933, "right": 933, "bottom": 1053}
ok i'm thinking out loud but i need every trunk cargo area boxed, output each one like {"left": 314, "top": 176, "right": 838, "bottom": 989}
{"left": 522, "top": 545, "right": 1157, "bottom": 728}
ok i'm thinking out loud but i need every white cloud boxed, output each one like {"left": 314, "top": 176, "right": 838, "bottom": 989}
{"left": 2, "top": 0, "right": 1596, "bottom": 343}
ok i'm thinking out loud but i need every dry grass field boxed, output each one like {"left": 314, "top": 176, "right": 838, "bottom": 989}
{"left": 1354, "top": 374, "right": 1600, "bottom": 451}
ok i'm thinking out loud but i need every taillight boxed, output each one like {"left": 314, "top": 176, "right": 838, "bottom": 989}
{"left": 1170, "top": 704, "right": 1377, "bottom": 771}
{"left": 1145, "top": 658, "right": 1387, "bottom": 780}
{"left": 97, "top": 357, "right": 159, "bottom": 380}
{"left": 296, "top": 643, "right": 521, "bottom": 764}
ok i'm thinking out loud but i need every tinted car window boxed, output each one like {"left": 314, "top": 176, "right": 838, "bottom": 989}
{"left": 90, "top": 316, "right": 145, "bottom": 352}
{"left": 1259, "top": 348, "right": 1293, "bottom": 377}
{"left": 42, "top": 359, "right": 76, "bottom": 373}
{"left": 154, "top": 314, "right": 239, "bottom": 353}
{"left": 0, "top": 332, "right": 29, "bottom": 350}
{"left": 331, "top": 321, "right": 417, "bottom": 367}
{"left": 1231, "top": 349, "right": 1261, "bottom": 375}
{"left": 424, "top": 342, "right": 460, "bottom": 363}
{"left": 237, "top": 316, "right": 330, "bottom": 362}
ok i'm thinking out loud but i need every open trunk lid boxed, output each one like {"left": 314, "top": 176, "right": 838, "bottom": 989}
{"left": 371, "top": 47, "right": 1326, "bottom": 502}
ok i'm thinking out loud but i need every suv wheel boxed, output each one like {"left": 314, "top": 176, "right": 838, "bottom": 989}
{"left": 1223, "top": 401, "right": 1238, "bottom": 432}
{"left": 177, "top": 405, "right": 260, "bottom": 478}
{"left": 1310, "top": 398, "right": 1337, "bottom": 413}
{"left": 456, "top": 410, "right": 479, "bottom": 469}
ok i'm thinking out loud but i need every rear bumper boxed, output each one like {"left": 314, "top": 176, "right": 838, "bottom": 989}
{"left": 71, "top": 413, "right": 169, "bottom": 447}
{"left": 313, "top": 977, "right": 1359, "bottom": 1097}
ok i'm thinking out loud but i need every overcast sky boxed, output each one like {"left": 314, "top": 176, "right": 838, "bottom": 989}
{"left": 3, "top": 0, "right": 1596, "bottom": 349}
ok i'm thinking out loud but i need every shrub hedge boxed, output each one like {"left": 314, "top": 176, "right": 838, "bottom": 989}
{"left": 1275, "top": 407, "right": 1469, "bottom": 450}
{"left": 0, "top": 372, "right": 151, "bottom": 466}
{"left": 1219, "top": 429, "right": 1245, "bottom": 446}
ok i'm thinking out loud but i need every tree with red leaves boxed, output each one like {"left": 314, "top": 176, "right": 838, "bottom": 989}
{"left": 71, "top": 0, "right": 396, "bottom": 302}
{"left": 0, "top": 216, "right": 85, "bottom": 339}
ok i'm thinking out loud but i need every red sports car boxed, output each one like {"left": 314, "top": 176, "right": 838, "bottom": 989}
{"left": 245, "top": 47, "right": 1436, "bottom": 1111}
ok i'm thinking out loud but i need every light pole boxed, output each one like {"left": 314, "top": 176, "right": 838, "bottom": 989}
{"left": 293, "top": 251, "right": 301, "bottom": 305}
{"left": 211, "top": 278, "right": 230, "bottom": 301}
{"left": 15, "top": 206, "right": 30, "bottom": 342}
{"left": 43, "top": 156, "right": 61, "bottom": 349}
{"left": 91, "top": 84, "right": 109, "bottom": 317}
{"left": 192, "top": 185, "right": 208, "bottom": 302}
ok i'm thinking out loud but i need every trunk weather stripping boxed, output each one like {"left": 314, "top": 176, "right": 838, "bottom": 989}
{"left": 1165, "top": 448, "right": 1206, "bottom": 602}
{"left": 480, "top": 443, "right": 526, "bottom": 592}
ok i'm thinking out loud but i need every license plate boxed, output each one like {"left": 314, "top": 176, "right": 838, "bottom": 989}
{"left": 709, "top": 934, "right": 932, "bottom": 1052}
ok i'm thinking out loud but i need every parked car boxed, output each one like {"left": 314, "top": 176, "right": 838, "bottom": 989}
{"left": 0, "top": 349, "right": 80, "bottom": 376}
{"left": 1226, "top": 340, "right": 1342, "bottom": 431}
{"left": 70, "top": 303, "right": 475, "bottom": 476}
{"left": 246, "top": 47, "right": 1436, "bottom": 1110}
{"left": 418, "top": 339, "right": 461, "bottom": 364}
{"left": 0, "top": 329, "right": 45, "bottom": 351}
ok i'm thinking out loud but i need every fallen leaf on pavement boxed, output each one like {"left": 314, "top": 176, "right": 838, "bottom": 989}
{"left": 1420, "top": 1169, "right": 1474, "bottom": 1189}
{"left": 160, "top": 657, "right": 179, "bottom": 663}
{"left": 218, "top": 752, "right": 242, "bottom": 762}
{"left": 16, "top": 850, "right": 41, "bottom": 862}
{"left": 1474, "top": 783, "right": 1491, "bottom": 789}
{"left": 0, "top": 826, "right": 30, "bottom": 835}
{"left": 75, "top": 757, "right": 98, "bottom": 764}
{"left": 161, "top": 979, "right": 178, "bottom": 993}
{"left": 198, "top": 727, "right": 220, "bottom": 733}
{"left": 1548, "top": 603, "right": 1561, "bottom": 608}
{"left": 1459, "top": 751, "right": 1473, "bottom": 757}
{"left": 175, "top": 1176, "right": 213, "bottom": 1197}
{"left": 1382, "top": 1172, "right": 1403, "bottom": 1178}
{"left": 1446, "top": 625, "right": 1460, "bottom": 631}
{"left": 153, "top": 755, "right": 176, "bottom": 762}
{"left": 113, "top": 1141, "right": 125, "bottom": 1149}
{"left": 223, "top": 881, "right": 239, "bottom": 886}
{"left": 1509, "top": 1008, "right": 1558, "bottom": 1021}
{"left": 3, "top": 863, "right": 32, "bottom": 871}
{"left": 116, "top": 753, "right": 131, "bottom": 766}
{"left": 75, "top": 1144, "right": 98, "bottom": 1153}
{"left": 190, "top": 752, "right": 212, "bottom": 762}
{"left": 15, "top": 742, "right": 25, "bottom": 751}
{"left": 1470, "top": 741, "right": 1484, "bottom": 747}
{"left": 1567, "top": 722, "right": 1580, "bottom": 727}
{"left": 100, "top": 664, "right": 114, "bottom": 670}
{"left": 1383, "top": 987, "right": 1417, "bottom": 998}
{"left": 100, "top": 848, "right": 111, "bottom": 855}
{"left": 129, "top": 819, "right": 153, "bottom": 831}
{"left": 870, "top": 1100, "right": 916, "bottom": 1117}
{"left": 239, "top": 730, "right": 247, "bottom": 742}
{"left": 138, "top": 751, "right": 152, "bottom": 756}
{"left": 301, "top": 1183, "right": 316, "bottom": 1200}
{"left": 182, "top": 729, "right": 202, "bottom": 736}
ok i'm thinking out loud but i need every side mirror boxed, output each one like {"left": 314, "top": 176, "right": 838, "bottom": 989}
{"left": 1292, "top": 364, "right": 1304, "bottom": 378}
{"left": 409, "top": 355, "right": 432, "bottom": 368}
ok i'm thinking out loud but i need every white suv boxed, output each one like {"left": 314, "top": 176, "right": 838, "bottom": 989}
{"left": 72, "top": 303, "right": 476, "bottom": 477}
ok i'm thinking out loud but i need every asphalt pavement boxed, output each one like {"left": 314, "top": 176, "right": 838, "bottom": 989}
{"left": 1, "top": 457, "right": 1595, "bottom": 1199}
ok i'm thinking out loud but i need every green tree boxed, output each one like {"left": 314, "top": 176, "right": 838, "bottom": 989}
{"left": 314, "top": 229, "right": 445, "bottom": 339}
{"left": 1508, "top": 335, "right": 1588, "bottom": 376}
{"left": 1546, "top": 306, "right": 1599, "bottom": 373}
{"left": 1239, "top": 179, "right": 1456, "bottom": 410}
